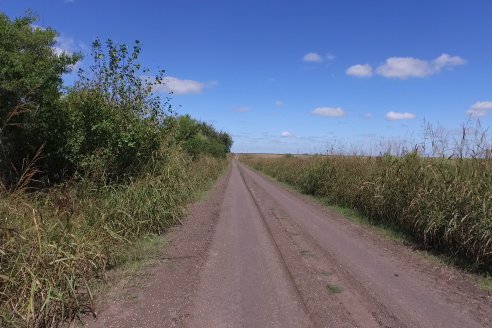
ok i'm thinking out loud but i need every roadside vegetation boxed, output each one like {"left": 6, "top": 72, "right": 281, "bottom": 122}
{"left": 0, "top": 13, "right": 231, "bottom": 327}
{"left": 241, "top": 122, "right": 492, "bottom": 273}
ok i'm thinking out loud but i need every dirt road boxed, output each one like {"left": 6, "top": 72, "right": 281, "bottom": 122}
{"left": 86, "top": 161, "right": 491, "bottom": 327}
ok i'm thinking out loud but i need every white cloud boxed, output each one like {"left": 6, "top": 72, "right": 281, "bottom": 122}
{"left": 377, "top": 57, "right": 429, "bottom": 79}
{"left": 434, "top": 53, "right": 466, "bottom": 69}
{"left": 234, "top": 106, "right": 251, "bottom": 113}
{"left": 386, "top": 111, "right": 416, "bottom": 121}
{"left": 280, "top": 131, "right": 294, "bottom": 138}
{"left": 303, "top": 52, "right": 323, "bottom": 63}
{"left": 363, "top": 112, "right": 373, "bottom": 118}
{"left": 153, "top": 76, "right": 205, "bottom": 95}
{"left": 275, "top": 100, "right": 284, "bottom": 107}
{"left": 467, "top": 101, "right": 492, "bottom": 117}
{"left": 346, "top": 64, "right": 373, "bottom": 77}
{"left": 376, "top": 54, "right": 465, "bottom": 79}
{"left": 311, "top": 107, "right": 346, "bottom": 117}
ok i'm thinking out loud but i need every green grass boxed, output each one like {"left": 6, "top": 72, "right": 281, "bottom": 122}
{"left": 90, "top": 234, "right": 168, "bottom": 297}
{"left": 478, "top": 276, "right": 492, "bottom": 293}
{"left": 300, "top": 250, "right": 315, "bottom": 257}
{"left": 326, "top": 283, "right": 343, "bottom": 294}
{"left": 116, "top": 234, "right": 168, "bottom": 269}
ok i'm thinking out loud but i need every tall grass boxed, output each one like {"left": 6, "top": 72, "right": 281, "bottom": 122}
{"left": 241, "top": 123, "right": 492, "bottom": 271}
{"left": 0, "top": 152, "right": 229, "bottom": 327}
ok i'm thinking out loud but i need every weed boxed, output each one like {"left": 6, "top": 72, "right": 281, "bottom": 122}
{"left": 479, "top": 276, "right": 492, "bottom": 293}
{"left": 300, "top": 250, "right": 315, "bottom": 257}
{"left": 326, "top": 283, "right": 343, "bottom": 294}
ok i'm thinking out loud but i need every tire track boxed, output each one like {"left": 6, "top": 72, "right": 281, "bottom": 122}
{"left": 184, "top": 161, "right": 313, "bottom": 328}
{"left": 238, "top": 162, "right": 393, "bottom": 328}
{"left": 236, "top": 161, "right": 314, "bottom": 321}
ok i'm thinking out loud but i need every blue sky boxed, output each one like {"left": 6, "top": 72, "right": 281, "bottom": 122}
{"left": 2, "top": 0, "right": 492, "bottom": 153}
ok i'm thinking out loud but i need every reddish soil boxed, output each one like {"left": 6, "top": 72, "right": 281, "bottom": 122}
{"left": 82, "top": 161, "right": 492, "bottom": 328}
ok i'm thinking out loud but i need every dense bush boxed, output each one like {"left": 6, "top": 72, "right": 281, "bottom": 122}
{"left": 242, "top": 150, "right": 492, "bottom": 271}
{"left": 59, "top": 39, "right": 169, "bottom": 182}
{"left": 173, "top": 115, "right": 233, "bottom": 159}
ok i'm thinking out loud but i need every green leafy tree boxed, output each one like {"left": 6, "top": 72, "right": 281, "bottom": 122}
{"left": 0, "top": 12, "right": 80, "bottom": 186}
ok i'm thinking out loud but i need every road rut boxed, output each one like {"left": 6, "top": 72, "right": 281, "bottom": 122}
{"left": 184, "top": 161, "right": 311, "bottom": 327}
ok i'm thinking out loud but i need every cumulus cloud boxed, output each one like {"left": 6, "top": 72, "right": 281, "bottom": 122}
{"left": 275, "top": 100, "right": 284, "bottom": 107}
{"left": 434, "top": 53, "right": 466, "bottom": 69}
{"left": 363, "top": 112, "right": 373, "bottom": 119}
{"left": 386, "top": 111, "right": 416, "bottom": 121}
{"left": 311, "top": 107, "right": 346, "bottom": 117}
{"left": 346, "top": 64, "right": 373, "bottom": 77}
{"left": 233, "top": 106, "right": 251, "bottom": 113}
{"left": 376, "top": 54, "right": 465, "bottom": 79}
{"left": 303, "top": 52, "right": 323, "bottom": 63}
{"left": 467, "top": 101, "right": 492, "bottom": 117}
{"left": 280, "top": 131, "right": 294, "bottom": 138}
{"left": 153, "top": 76, "right": 205, "bottom": 95}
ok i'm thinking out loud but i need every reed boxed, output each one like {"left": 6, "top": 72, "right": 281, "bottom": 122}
{"left": 241, "top": 124, "right": 492, "bottom": 271}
